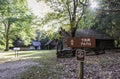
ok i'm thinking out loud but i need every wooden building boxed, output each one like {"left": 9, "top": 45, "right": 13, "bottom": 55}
{"left": 57, "top": 28, "right": 115, "bottom": 57}
{"left": 76, "top": 29, "right": 115, "bottom": 49}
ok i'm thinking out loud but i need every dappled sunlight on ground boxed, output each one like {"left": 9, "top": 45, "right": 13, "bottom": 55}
{"left": 21, "top": 56, "right": 42, "bottom": 60}
{"left": 0, "top": 50, "right": 46, "bottom": 63}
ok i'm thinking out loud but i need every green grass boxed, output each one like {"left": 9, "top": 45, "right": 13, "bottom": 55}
{"left": 0, "top": 50, "right": 57, "bottom": 63}
{"left": 6, "top": 50, "right": 56, "bottom": 57}
{"left": 6, "top": 51, "right": 36, "bottom": 56}
{"left": 21, "top": 50, "right": 63, "bottom": 79}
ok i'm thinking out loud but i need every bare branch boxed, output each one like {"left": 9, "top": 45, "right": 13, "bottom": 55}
{"left": 79, "top": 0, "right": 88, "bottom": 6}
{"left": 72, "top": 0, "right": 77, "bottom": 19}
{"left": 76, "top": 5, "right": 85, "bottom": 25}
{"left": 66, "top": 0, "right": 72, "bottom": 23}
{"left": 75, "top": 0, "right": 88, "bottom": 26}
{"left": 102, "top": 9, "right": 120, "bottom": 12}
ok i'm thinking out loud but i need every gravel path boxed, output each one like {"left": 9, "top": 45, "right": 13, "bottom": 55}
{"left": 0, "top": 60, "right": 38, "bottom": 79}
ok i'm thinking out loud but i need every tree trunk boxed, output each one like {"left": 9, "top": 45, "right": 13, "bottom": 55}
{"left": 70, "top": 18, "right": 78, "bottom": 37}
{"left": 71, "top": 27, "right": 77, "bottom": 37}
{"left": 117, "top": 40, "right": 120, "bottom": 47}
{"left": 4, "top": 22, "right": 10, "bottom": 51}
{"left": 71, "top": 24, "right": 78, "bottom": 56}
{"left": 5, "top": 34, "right": 9, "bottom": 51}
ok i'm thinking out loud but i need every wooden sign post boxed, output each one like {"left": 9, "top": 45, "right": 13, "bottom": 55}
{"left": 13, "top": 47, "right": 20, "bottom": 57}
{"left": 76, "top": 49, "right": 86, "bottom": 79}
{"left": 67, "top": 37, "right": 96, "bottom": 79}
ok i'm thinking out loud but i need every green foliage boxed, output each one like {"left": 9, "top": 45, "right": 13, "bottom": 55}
{"left": 79, "top": 9, "right": 98, "bottom": 29}
{"left": 0, "top": 0, "right": 37, "bottom": 50}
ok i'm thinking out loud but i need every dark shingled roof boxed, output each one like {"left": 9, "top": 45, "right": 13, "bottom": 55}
{"left": 45, "top": 40, "right": 54, "bottom": 46}
{"left": 75, "top": 29, "right": 113, "bottom": 39}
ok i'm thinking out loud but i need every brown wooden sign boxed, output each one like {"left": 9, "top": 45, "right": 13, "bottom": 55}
{"left": 67, "top": 37, "right": 96, "bottom": 48}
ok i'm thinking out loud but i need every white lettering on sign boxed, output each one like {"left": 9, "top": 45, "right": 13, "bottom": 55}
{"left": 13, "top": 47, "right": 20, "bottom": 50}
{"left": 71, "top": 39, "right": 74, "bottom": 45}
{"left": 81, "top": 38, "right": 92, "bottom": 46}
{"left": 81, "top": 38, "right": 91, "bottom": 42}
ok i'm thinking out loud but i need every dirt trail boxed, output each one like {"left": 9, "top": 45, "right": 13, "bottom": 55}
{"left": 0, "top": 59, "right": 38, "bottom": 79}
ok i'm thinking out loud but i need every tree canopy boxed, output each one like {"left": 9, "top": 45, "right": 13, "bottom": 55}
{"left": 38, "top": 0, "right": 97, "bottom": 38}
{"left": 0, "top": 0, "right": 36, "bottom": 50}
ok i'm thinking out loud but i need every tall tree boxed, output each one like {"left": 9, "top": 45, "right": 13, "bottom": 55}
{"left": 39, "top": 0, "right": 97, "bottom": 37}
{"left": 93, "top": 0, "right": 120, "bottom": 46}
{"left": 0, "top": 0, "right": 36, "bottom": 51}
